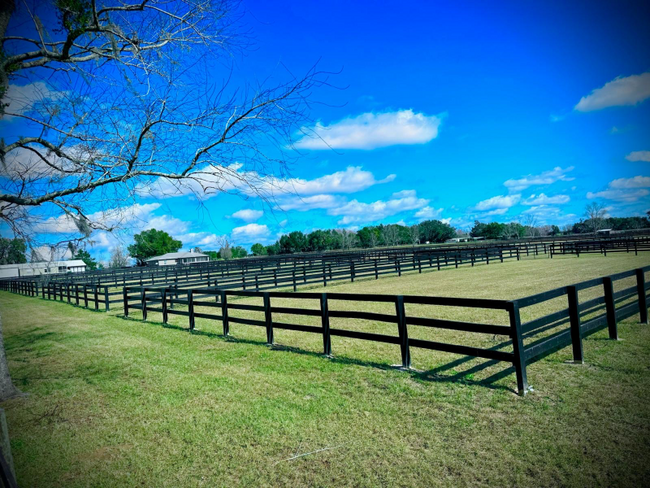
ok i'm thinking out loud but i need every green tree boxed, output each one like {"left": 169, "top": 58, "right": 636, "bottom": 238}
{"left": 204, "top": 251, "right": 220, "bottom": 261}
{"left": 418, "top": 220, "right": 456, "bottom": 243}
{"left": 279, "top": 231, "right": 307, "bottom": 254}
{"left": 0, "top": 238, "right": 27, "bottom": 264}
{"left": 127, "top": 229, "right": 182, "bottom": 266}
{"left": 307, "top": 230, "right": 329, "bottom": 252}
{"left": 73, "top": 249, "right": 98, "bottom": 271}
{"left": 266, "top": 243, "right": 280, "bottom": 256}
{"left": 231, "top": 246, "right": 248, "bottom": 259}
{"left": 250, "top": 243, "right": 267, "bottom": 256}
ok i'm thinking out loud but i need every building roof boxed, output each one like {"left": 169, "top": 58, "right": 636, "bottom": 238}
{"left": 145, "top": 251, "right": 208, "bottom": 262}
{"left": 0, "top": 259, "right": 87, "bottom": 270}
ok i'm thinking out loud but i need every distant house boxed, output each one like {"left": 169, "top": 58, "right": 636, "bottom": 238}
{"left": 596, "top": 228, "right": 612, "bottom": 236}
{"left": 145, "top": 250, "right": 209, "bottom": 266}
{"left": 0, "top": 260, "right": 87, "bottom": 278}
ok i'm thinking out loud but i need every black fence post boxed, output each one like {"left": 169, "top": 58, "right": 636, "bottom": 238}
{"left": 221, "top": 291, "right": 229, "bottom": 336}
{"left": 162, "top": 289, "right": 168, "bottom": 324}
{"left": 508, "top": 301, "right": 529, "bottom": 395}
{"left": 123, "top": 287, "right": 129, "bottom": 316}
{"left": 395, "top": 296, "right": 410, "bottom": 369}
{"left": 263, "top": 292, "right": 273, "bottom": 345}
{"left": 83, "top": 285, "right": 89, "bottom": 308}
{"left": 94, "top": 286, "right": 99, "bottom": 310}
{"left": 320, "top": 293, "right": 331, "bottom": 356}
{"left": 188, "top": 290, "right": 195, "bottom": 331}
{"left": 602, "top": 277, "right": 618, "bottom": 340}
{"left": 141, "top": 288, "right": 147, "bottom": 321}
{"left": 292, "top": 270, "right": 297, "bottom": 291}
{"left": 567, "top": 286, "right": 583, "bottom": 363}
{"left": 636, "top": 268, "right": 648, "bottom": 324}
{"left": 104, "top": 287, "right": 110, "bottom": 311}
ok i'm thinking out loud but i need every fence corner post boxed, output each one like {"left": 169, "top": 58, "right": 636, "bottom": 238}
{"left": 395, "top": 295, "right": 411, "bottom": 369}
{"left": 508, "top": 301, "right": 529, "bottom": 395}
{"left": 567, "top": 285, "right": 583, "bottom": 363}
{"left": 636, "top": 268, "right": 648, "bottom": 325}
{"left": 104, "top": 286, "right": 110, "bottom": 311}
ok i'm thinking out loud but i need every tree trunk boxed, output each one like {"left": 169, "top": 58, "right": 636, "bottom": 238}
{"left": 0, "top": 312, "right": 20, "bottom": 402}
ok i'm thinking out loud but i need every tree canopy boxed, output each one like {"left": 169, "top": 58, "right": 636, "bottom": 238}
{"left": 73, "top": 248, "right": 98, "bottom": 270}
{"left": 0, "top": 237, "right": 26, "bottom": 264}
{"left": 127, "top": 229, "right": 182, "bottom": 266}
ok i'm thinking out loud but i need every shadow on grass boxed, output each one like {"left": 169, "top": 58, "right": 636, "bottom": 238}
{"left": 117, "top": 313, "right": 518, "bottom": 393}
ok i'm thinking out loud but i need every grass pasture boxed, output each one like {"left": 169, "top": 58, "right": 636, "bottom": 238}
{"left": 2, "top": 253, "right": 650, "bottom": 487}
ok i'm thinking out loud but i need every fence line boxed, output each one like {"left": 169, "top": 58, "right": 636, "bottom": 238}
{"left": 122, "top": 265, "right": 650, "bottom": 395}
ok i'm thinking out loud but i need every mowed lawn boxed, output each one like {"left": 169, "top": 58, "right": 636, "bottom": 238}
{"left": 2, "top": 253, "right": 650, "bottom": 487}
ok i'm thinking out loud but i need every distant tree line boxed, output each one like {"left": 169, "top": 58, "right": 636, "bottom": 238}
{"left": 249, "top": 220, "right": 456, "bottom": 256}
{"left": 3, "top": 209, "right": 649, "bottom": 266}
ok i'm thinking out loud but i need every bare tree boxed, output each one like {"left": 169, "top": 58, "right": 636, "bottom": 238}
{"left": 369, "top": 230, "right": 378, "bottom": 249}
{"left": 0, "top": 0, "right": 329, "bottom": 249}
{"left": 382, "top": 225, "right": 399, "bottom": 247}
{"left": 219, "top": 240, "right": 232, "bottom": 260}
{"left": 585, "top": 202, "right": 607, "bottom": 233}
{"left": 338, "top": 229, "right": 357, "bottom": 250}
{"left": 409, "top": 225, "right": 420, "bottom": 246}
{"left": 522, "top": 215, "right": 540, "bottom": 238}
{"left": 108, "top": 246, "right": 130, "bottom": 268}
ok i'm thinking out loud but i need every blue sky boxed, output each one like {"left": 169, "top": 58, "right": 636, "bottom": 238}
{"left": 2, "top": 0, "right": 650, "bottom": 261}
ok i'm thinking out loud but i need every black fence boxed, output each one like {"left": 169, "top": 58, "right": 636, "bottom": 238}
{"left": 549, "top": 238, "right": 650, "bottom": 257}
{"left": 123, "top": 265, "right": 649, "bottom": 395}
{"left": 1, "top": 245, "right": 521, "bottom": 309}
{"left": 5, "top": 235, "right": 650, "bottom": 292}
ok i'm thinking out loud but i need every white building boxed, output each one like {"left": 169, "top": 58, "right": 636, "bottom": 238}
{"left": 0, "top": 260, "right": 87, "bottom": 278}
{"left": 145, "top": 251, "right": 209, "bottom": 266}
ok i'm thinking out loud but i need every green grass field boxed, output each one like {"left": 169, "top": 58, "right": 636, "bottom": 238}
{"left": 2, "top": 253, "right": 650, "bottom": 487}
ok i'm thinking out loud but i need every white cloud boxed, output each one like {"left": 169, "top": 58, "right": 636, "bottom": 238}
{"left": 142, "top": 165, "right": 394, "bottom": 200}
{"left": 328, "top": 189, "right": 429, "bottom": 225}
{"left": 276, "top": 194, "right": 345, "bottom": 211}
{"left": 521, "top": 205, "right": 577, "bottom": 225}
{"left": 504, "top": 167, "right": 574, "bottom": 192}
{"left": 231, "top": 223, "right": 270, "bottom": 242}
{"left": 294, "top": 110, "right": 443, "bottom": 150}
{"left": 609, "top": 176, "right": 650, "bottom": 189}
{"left": 231, "top": 209, "right": 263, "bottom": 222}
{"left": 587, "top": 176, "right": 650, "bottom": 202}
{"left": 522, "top": 193, "right": 570, "bottom": 205}
{"left": 414, "top": 206, "right": 443, "bottom": 220}
{"left": 475, "top": 194, "right": 521, "bottom": 211}
{"left": 575, "top": 72, "right": 650, "bottom": 112}
{"left": 2, "top": 82, "right": 63, "bottom": 118}
{"left": 625, "top": 151, "right": 650, "bottom": 162}
{"left": 587, "top": 189, "right": 649, "bottom": 203}
{"left": 177, "top": 232, "right": 225, "bottom": 249}
{"left": 35, "top": 203, "right": 163, "bottom": 234}
{"left": 481, "top": 208, "right": 509, "bottom": 216}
